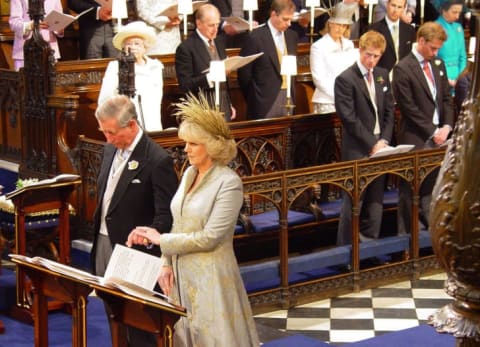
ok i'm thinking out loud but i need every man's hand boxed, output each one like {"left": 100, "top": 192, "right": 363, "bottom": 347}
{"left": 98, "top": 7, "right": 112, "bottom": 21}
{"left": 165, "top": 15, "right": 181, "bottom": 29}
{"left": 433, "top": 126, "right": 451, "bottom": 145}
{"left": 370, "top": 139, "right": 388, "bottom": 155}
{"left": 223, "top": 23, "right": 239, "bottom": 35}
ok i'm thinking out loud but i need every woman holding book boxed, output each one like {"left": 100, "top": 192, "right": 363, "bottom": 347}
{"left": 98, "top": 21, "right": 164, "bottom": 132}
{"left": 9, "top": 0, "right": 64, "bottom": 70}
{"left": 126, "top": 93, "right": 260, "bottom": 347}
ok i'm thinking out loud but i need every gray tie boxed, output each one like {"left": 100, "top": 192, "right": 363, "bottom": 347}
{"left": 111, "top": 150, "right": 127, "bottom": 175}
{"left": 391, "top": 24, "right": 399, "bottom": 59}
{"left": 276, "top": 31, "right": 285, "bottom": 54}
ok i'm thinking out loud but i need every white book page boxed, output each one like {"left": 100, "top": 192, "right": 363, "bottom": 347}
{"left": 103, "top": 244, "right": 162, "bottom": 290}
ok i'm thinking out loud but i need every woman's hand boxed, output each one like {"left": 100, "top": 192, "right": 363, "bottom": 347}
{"left": 158, "top": 266, "right": 174, "bottom": 296}
{"left": 126, "top": 226, "right": 161, "bottom": 248}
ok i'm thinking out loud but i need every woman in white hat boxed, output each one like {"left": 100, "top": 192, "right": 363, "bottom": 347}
{"left": 98, "top": 21, "right": 164, "bottom": 131}
{"left": 310, "top": 2, "right": 359, "bottom": 114}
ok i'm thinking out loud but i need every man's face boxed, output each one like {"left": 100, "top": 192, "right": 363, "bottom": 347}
{"left": 386, "top": 0, "right": 406, "bottom": 22}
{"left": 97, "top": 117, "right": 136, "bottom": 149}
{"left": 196, "top": 9, "right": 220, "bottom": 40}
{"left": 270, "top": 8, "right": 294, "bottom": 32}
{"left": 359, "top": 46, "right": 383, "bottom": 70}
{"left": 417, "top": 37, "right": 443, "bottom": 61}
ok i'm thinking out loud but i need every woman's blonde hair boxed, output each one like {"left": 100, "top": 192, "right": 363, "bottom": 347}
{"left": 174, "top": 92, "right": 237, "bottom": 166}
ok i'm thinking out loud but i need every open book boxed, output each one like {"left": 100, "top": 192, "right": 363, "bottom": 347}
{"left": 370, "top": 144, "right": 415, "bottom": 158}
{"left": 45, "top": 7, "right": 94, "bottom": 32}
{"left": 225, "top": 52, "right": 263, "bottom": 71}
{"left": 223, "top": 16, "right": 250, "bottom": 32}
{"left": 9, "top": 245, "right": 184, "bottom": 311}
{"left": 157, "top": 0, "right": 207, "bottom": 17}
{"left": 292, "top": 8, "right": 328, "bottom": 22}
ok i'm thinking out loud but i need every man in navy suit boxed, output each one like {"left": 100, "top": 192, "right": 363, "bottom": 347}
{"left": 175, "top": 4, "right": 234, "bottom": 120}
{"left": 237, "top": 0, "right": 298, "bottom": 119}
{"left": 92, "top": 95, "right": 177, "bottom": 346}
{"left": 369, "top": 0, "right": 416, "bottom": 73}
{"left": 335, "top": 30, "right": 395, "bottom": 245}
{"left": 393, "top": 22, "right": 454, "bottom": 235}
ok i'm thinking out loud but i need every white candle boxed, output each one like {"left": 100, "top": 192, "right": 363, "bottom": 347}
{"left": 420, "top": 0, "right": 425, "bottom": 21}
{"left": 178, "top": 0, "right": 193, "bottom": 37}
{"left": 305, "top": 0, "right": 319, "bottom": 31}
{"left": 280, "top": 55, "right": 297, "bottom": 99}
{"left": 243, "top": 0, "right": 258, "bottom": 31}
{"left": 209, "top": 60, "right": 226, "bottom": 107}
{"left": 112, "top": 0, "right": 127, "bottom": 30}
{"left": 469, "top": 37, "right": 476, "bottom": 55}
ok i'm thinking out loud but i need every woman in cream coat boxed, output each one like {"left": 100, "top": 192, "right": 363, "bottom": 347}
{"left": 127, "top": 93, "right": 260, "bottom": 347}
{"left": 310, "top": 2, "right": 358, "bottom": 114}
{"left": 98, "top": 21, "right": 164, "bottom": 131}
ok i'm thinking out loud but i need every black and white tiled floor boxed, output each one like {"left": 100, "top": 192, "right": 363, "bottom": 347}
{"left": 254, "top": 272, "right": 452, "bottom": 345}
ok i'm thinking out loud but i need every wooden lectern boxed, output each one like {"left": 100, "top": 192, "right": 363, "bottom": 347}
{"left": 5, "top": 177, "right": 81, "bottom": 323}
{"left": 10, "top": 255, "right": 187, "bottom": 347}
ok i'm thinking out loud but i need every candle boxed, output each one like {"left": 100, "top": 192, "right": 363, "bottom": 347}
{"left": 364, "top": 0, "right": 377, "bottom": 25}
{"left": 178, "top": 0, "right": 193, "bottom": 37}
{"left": 280, "top": 55, "right": 297, "bottom": 99}
{"left": 305, "top": 0, "right": 320, "bottom": 32}
{"left": 420, "top": 0, "right": 425, "bottom": 21}
{"left": 112, "top": 0, "right": 127, "bottom": 30}
{"left": 469, "top": 36, "right": 476, "bottom": 55}
{"left": 243, "top": 0, "right": 258, "bottom": 31}
{"left": 209, "top": 60, "right": 226, "bottom": 107}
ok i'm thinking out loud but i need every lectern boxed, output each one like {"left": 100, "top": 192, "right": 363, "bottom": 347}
{"left": 5, "top": 178, "right": 81, "bottom": 322}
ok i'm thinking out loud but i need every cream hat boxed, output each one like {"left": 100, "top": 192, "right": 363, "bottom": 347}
{"left": 328, "top": 2, "right": 357, "bottom": 25}
{"left": 112, "top": 21, "right": 157, "bottom": 50}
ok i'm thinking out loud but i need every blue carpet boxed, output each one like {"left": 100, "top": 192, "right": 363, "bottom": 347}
{"left": 345, "top": 324, "right": 455, "bottom": 347}
{"left": 263, "top": 334, "right": 331, "bottom": 346}
{"left": 0, "top": 296, "right": 111, "bottom": 347}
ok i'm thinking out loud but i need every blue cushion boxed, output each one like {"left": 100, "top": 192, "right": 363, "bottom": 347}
{"left": 359, "top": 234, "right": 410, "bottom": 259}
{"left": 234, "top": 224, "right": 245, "bottom": 235}
{"left": 383, "top": 189, "right": 399, "bottom": 208}
{"left": 249, "top": 210, "right": 315, "bottom": 233}
{"left": 419, "top": 229, "right": 432, "bottom": 248}
{"left": 289, "top": 245, "right": 351, "bottom": 274}
{"left": 240, "top": 260, "right": 280, "bottom": 292}
{"left": 318, "top": 199, "right": 342, "bottom": 219}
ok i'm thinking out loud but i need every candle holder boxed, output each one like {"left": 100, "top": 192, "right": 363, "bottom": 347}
{"left": 209, "top": 60, "right": 226, "bottom": 110}
{"left": 112, "top": 0, "right": 127, "bottom": 33}
{"left": 243, "top": 0, "right": 258, "bottom": 31}
{"left": 305, "top": 0, "right": 320, "bottom": 44}
{"left": 281, "top": 55, "right": 297, "bottom": 116}
{"left": 179, "top": 0, "right": 193, "bottom": 40}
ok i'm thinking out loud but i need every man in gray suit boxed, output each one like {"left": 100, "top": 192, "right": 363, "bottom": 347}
{"left": 393, "top": 22, "right": 454, "bottom": 235}
{"left": 334, "top": 30, "right": 395, "bottom": 245}
{"left": 92, "top": 95, "right": 177, "bottom": 346}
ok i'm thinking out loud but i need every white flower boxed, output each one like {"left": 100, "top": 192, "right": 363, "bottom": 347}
{"left": 434, "top": 59, "right": 441, "bottom": 66}
{"left": 128, "top": 160, "right": 139, "bottom": 170}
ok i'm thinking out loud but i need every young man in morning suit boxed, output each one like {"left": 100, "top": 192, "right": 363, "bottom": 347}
{"left": 393, "top": 22, "right": 454, "bottom": 236}
{"left": 335, "top": 30, "right": 395, "bottom": 246}
{"left": 175, "top": 4, "right": 234, "bottom": 120}
{"left": 92, "top": 95, "right": 177, "bottom": 346}
{"left": 369, "top": 0, "right": 416, "bottom": 73}
{"left": 237, "top": 0, "right": 298, "bottom": 119}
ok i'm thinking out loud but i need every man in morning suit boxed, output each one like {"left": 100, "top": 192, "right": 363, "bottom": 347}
{"left": 175, "top": 4, "right": 234, "bottom": 120}
{"left": 335, "top": 30, "right": 395, "bottom": 245}
{"left": 67, "top": 0, "right": 117, "bottom": 59}
{"left": 237, "top": 0, "right": 298, "bottom": 119}
{"left": 92, "top": 95, "right": 177, "bottom": 346}
{"left": 369, "top": 0, "right": 415, "bottom": 73}
{"left": 393, "top": 22, "right": 454, "bottom": 235}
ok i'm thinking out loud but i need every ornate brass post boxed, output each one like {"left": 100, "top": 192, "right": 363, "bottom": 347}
{"left": 428, "top": 1, "right": 480, "bottom": 346}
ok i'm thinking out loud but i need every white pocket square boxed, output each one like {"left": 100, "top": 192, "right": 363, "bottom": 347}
{"left": 383, "top": 86, "right": 388, "bottom": 92}
{"left": 132, "top": 179, "right": 141, "bottom": 184}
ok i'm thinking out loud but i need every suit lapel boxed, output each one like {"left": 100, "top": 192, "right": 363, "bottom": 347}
{"left": 373, "top": 70, "right": 384, "bottom": 115}
{"left": 107, "top": 135, "right": 149, "bottom": 214}
{"left": 381, "top": 20, "right": 396, "bottom": 58}
{"left": 354, "top": 65, "right": 372, "bottom": 105}
{"left": 192, "top": 32, "right": 212, "bottom": 68}
{"left": 408, "top": 54, "right": 435, "bottom": 102}
{"left": 97, "top": 145, "right": 115, "bottom": 202}
{"left": 263, "top": 26, "right": 281, "bottom": 75}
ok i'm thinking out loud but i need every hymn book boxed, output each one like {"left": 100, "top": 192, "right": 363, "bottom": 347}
{"left": 370, "top": 144, "right": 415, "bottom": 158}
{"left": 9, "top": 245, "right": 183, "bottom": 311}
{"left": 157, "top": 0, "right": 207, "bottom": 17}
{"left": 44, "top": 7, "right": 94, "bottom": 32}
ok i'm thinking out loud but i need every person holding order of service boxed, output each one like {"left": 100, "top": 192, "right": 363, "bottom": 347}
{"left": 98, "top": 21, "right": 164, "bottom": 132}
{"left": 126, "top": 92, "right": 260, "bottom": 347}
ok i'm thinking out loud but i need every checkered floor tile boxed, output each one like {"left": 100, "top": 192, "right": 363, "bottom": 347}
{"left": 255, "top": 273, "right": 451, "bottom": 345}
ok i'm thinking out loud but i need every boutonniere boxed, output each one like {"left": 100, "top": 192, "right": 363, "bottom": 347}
{"left": 376, "top": 76, "right": 385, "bottom": 85}
{"left": 434, "top": 59, "right": 441, "bottom": 66}
{"left": 128, "top": 160, "right": 139, "bottom": 170}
